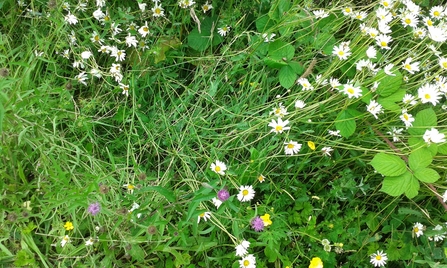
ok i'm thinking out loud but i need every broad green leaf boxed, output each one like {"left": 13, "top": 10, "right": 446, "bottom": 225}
{"left": 288, "top": 61, "right": 304, "bottom": 75}
{"left": 278, "top": 65, "right": 297, "bottom": 89}
{"left": 414, "top": 168, "right": 440, "bottom": 183}
{"left": 405, "top": 175, "right": 420, "bottom": 199}
{"left": 268, "top": 40, "right": 294, "bottom": 61}
{"left": 378, "top": 89, "right": 406, "bottom": 112}
{"left": 438, "top": 143, "right": 447, "bottom": 155}
{"left": 335, "top": 110, "right": 356, "bottom": 138}
{"left": 256, "top": 14, "right": 275, "bottom": 32}
{"left": 263, "top": 57, "right": 288, "bottom": 69}
{"left": 375, "top": 69, "right": 403, "bottom": 97}
{"left": 138, "top": 186, "right": 176, "bottom": 202}
{"left": 187, "top": 28, "right": 209, "bottom": 52}
{"left": 408, "top": 108, "right": 437, "bottom": 135}
{"left": 380, "top": 171, "right": 412, "bottom": 196}
{"left": 371, "top": 153, "right": 407, "bottom": 176}
{"left": 408, "top": 148, "right": 432, "bottom": 170}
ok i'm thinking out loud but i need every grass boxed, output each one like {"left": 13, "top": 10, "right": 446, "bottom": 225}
{"left": 2, "top": 0, "right": 447, "bottom": 267}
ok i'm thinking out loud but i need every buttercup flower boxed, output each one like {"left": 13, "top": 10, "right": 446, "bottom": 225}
{"left": 260, "top": 213, "right": 272, "bottom": 226}
{"left": 237, "top": 185, "right": 255, "bottom": 202}
{"left": 235, "top": 240, "right": 250, "bottom": 257}
{"left": 251, "top": 217, "right": 264, "bottom": 232}
{"left": 197, "top": 211, "right": 211, "bottom": 223}
{"left": 284, "top": 140, "right": 302, "bottom": 155}
{"left": 210, "top": 160, "right": 227, "bottom": 175}
{"left": 64, "top": 221, "right": 74, "bottom": 231}
{"left": 307, "top": 141, "right": 316, "bottom": 151}
{"left": 370, "top": 250, "right": 387, "bottom": 267}
{"left": 309, "top": 257, "right": 323, "bottom": 268}
{"left": 413, "top": 222, "right": 424, "bottom": 237}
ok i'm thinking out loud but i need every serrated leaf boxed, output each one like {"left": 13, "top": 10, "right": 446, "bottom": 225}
{"left": 408, "top": 148, "right": 432, "bottom": 170}
{"left": 408, "top": 108, "right": 437, "bottom": 135}
{"left": 376, "top": 69, "right": 403, "bottom": 97}
{"left": 288, "top": 61, "right": 304, "bottom": 75}
{"left": 381, "top": 172, "right": 412, "bottom": 196}
{"left": 405, "top": 175, "right": 419, "bottom": 199}
{"left": 278, "top": 65, "right": 297, "bottom": 89}
{"left": 371, "top": 153, "right": 407, "bottom": 176}
{"left": 268, "top": 40, "right": 294, "bottom": 61}
{"left": 414, "top": 168, "right": 440, "bottom": 183}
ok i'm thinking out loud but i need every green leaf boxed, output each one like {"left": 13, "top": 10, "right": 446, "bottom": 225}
{"left": 278, "top": 65, "right": 297, "bottom": 89}
{"left": 438, "top": 143, "right": 447, "bottom": 155}
{"left": 256, "top": 14, "right": 275, "bottom": 32}
{"left": 408, "top": 148, "right": 432, "bottom": 170}
{"left": 138, "top": 186, "right": 176, "bottom": 202}
{"left": 375, "top": 69, "right": 403, "bottom": 97}
{"left": 371, "top": 153, "right": 407, "bottom": 176}
{"left": 408, "top": 108, "right": 437, "bottom": 135}
{"left": 335, "top": 110, "right": 356, "bottom": 138}
{"left": 380, "top": 171, "right": 412, "bottom": 196}
{"left": 263, "top": 57, "right": 288, "bottom": 69}
{"left": 405, "top": 175, "right": 420, "bottom": 199}
{"left": 187, "top": 17, "right": 221, "bottom": 52}
{"left": 378, "top": 89, "right": 406, "bottom": 112}
{"left": 288, "top": 61, "right": 304, "bottom": 75}
{"left": 268, "top": 40, "right": 294, "bottom": 61}
{"left": 414, "top": 168, "right": 440, "bottom": 183}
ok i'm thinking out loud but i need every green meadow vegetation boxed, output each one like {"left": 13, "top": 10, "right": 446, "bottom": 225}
{"left": 2, "top": 0, "right": 447, "bottom": 267}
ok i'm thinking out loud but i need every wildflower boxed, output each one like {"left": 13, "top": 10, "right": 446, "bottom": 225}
{"left": 384, "top": 63, "right": 395, "bottom": 76}
{"left": 366, "top": 46, "right": 377, "bottom": 59}
{"left": 418, "top": 83, "right": 441, "bottom": 106}
{"left": 217, "top": 189, "right": 230, "bottom": 201}
{"left": 413, "top": 27, "right": 426, "bottom": 39}
{"left": 61, "top": 235, "right": 70, "bottom": 247}
{"left": 413, "top": 222, "right": 424, "bottom": 237}
{"left": 423, "top": 128, "right": 445, "bottom": 145}
{"left": 138, "top": 2, "right": 147, "bottom": 11}
{"left": 239, "top": 254, "right": 256, "bottom": 268}
{"left": 235, "top": 240, "right": 250, "bottom": 257}
{"left": 307, "top": 141, "right": 316, "bottom": 151}
{"left": 430, "top": 224, "right": 446, "bottom": 242}
{"left": 251, "top": 217, "right": 264, "bottom": 232}
{"left": 152, "top": 4, "right": 164, "bottom": 17}
{"left": 270, "top": 103, "right": 288, "bottom": 117}
{"left": 342, "top": 83, "right": 362, "bottom": 98}
{"left": 211, "top": 197, "right": 222, "bottom": 208}
{"left": 329, "top": 77, "right": 341, "bottom": 89}
{"left": 217, "top": 26, "right": 230, "bottom": 37}
{"left": 202, "top": 2, "right": 213, "bottom": 13}
{"left": 376, "top": 7, "right": 392, "bottom": 22}
{"left": 64, "top": 221, "right": 74, "bottom": 231}
{"left": 295, "top": 100, "right": 306, "bottom": 109}
{"left": 402, "top": 58, "right": 420, "bottom": 74}
{"left": 110, "top": 63, "right": 121, "bottom": 74}
{"left": 353, "top": 11, "right": 367, "bottom": 20}
{"left": 90, "top": 68, "right": 102, "bottom": 78}
{"left": 257, "top": 174, "right": 265, "bottom": 183}
{"left": 75, "top": 72, "right": 88, "bottom": 86}
{"left": 429, "top": 6, "right": 444, "bottom": 19}
{"left": 87, "top": 202, "right": 101, "bottom": 216}
{"left": 342, "top": 7, "right": 353, "bottom": 16}
{"left": 400, "top": 110, "right": 415, "bottom": 128}
{"left": 197, "top": 211, "right": 211, "bottom": 223}
{"left": 366, "top": 100, "right": 383, "bottom": 119}
{"left": 73, "top": 61, "right": 84, "bottom": 69}
{"left": 110, "top": 47, "right": 126, "bottom": 62}
{"left": 309, "top": 257, "right": 324, "bottom": 268}
{"left": 401, "top": 13, "right": 418, "bottom": 28}
{"left": 129, "top": 202, "right": 140, "bottom": 213}
{"left": 268, "top": 118, "right": 290, "bottom": 134}
{"left": 380, "top": 0, "right": 393, "bottom": 8}
{"left": 262, "top": 33, "right": 276, "bottom": 43}
{"left": 260, "top": 213, "right": 272, "bottom": 226}
{"left": 332, "top": 43, "right": 351, "bottom": 60}
{"left": 23, "top": 201, "right": 32, "bottom": 211}
{"left": 123, "top": 183, "right": 135, "bottom": 194}
{"left": 237, "top": 185, "right": 255, "bottom": 202}
{"left": 93, "top": 8, "right": 105, "bottom": 21}
{"left": 85, "top": 237, "right": 95, "bottom": 246}
{"left": 64, "top": 12, "right": 78, "bottom": 25}
{"left": 178, "top": 0, "right": 195, "bottom": 8}
{"left": 313, "top": 9, "right": 329, "bottom": 19}
{"left": 402, "top": 94, "right": 417, "bottom": 105}
{"left": 297, "top": 77, "right": 314, "bottom": 90}
{"left": 96, "top": 0, "right": 105, "bottom": 7}
{"left": 376, "top": 34, "right": 392, "bottom": 50}
{"left": 439, "top": 57, "right": 447, "bottom": 70}
{"left": 138, "top": 21, "right": 150, "bottom": 37}
{"left": 125, "top": 34, "right": 138, "bottom": 48}
{"left": 322, "top": 239, "right": 330, "bottom": 246}
{"left": 119, "top": 83, "right": 130, "bottom": 97}
{"left": 81, "top": 51, "right": 92, "bottom": 59}
{"left": 321, "top": 147, "right": 333, "bottom": 156}
{"left": 284, "top": 140, "right": 302, "bottom": 155}
{"left": 328, "top": 129, "right": 341, "bottom": 137}
{"left": 210, "top": 160, "right": 227, "bottom": 175}
{"left": 366, "top": 27, "right": 379, "bottom": 39}
{"left": 428, "top": 26, "right": 447, "bottom": 42}
{"left": 387, "top": 127, "right": 404, "bottom": 142}
{"left": 110, "top": 23, "right": 122, "bottom": 36}
{"left": 370, "top": 250, "right": 388, "bottom": 267}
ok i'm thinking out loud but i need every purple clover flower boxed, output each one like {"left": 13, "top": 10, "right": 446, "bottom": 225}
{"left": 217, "top": 189, "right": 230, "bottom": 201}
{"left": 87, "top": 202, "right": 101, "bottom": 216}
{"left": 251, "top": 216, "right": 264, "bottom": 232}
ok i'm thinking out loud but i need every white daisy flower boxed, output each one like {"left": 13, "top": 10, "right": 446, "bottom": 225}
{"left": 210, "top": 160, "right": 227, "bottom": 175}
{"left": 284, "top": 140, "right": 302, "bottom": 155}
{"left": 237, "top": 185, "right": 255, "bottom": 202}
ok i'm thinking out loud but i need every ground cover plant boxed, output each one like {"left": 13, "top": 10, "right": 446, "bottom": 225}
{"left": 1, "top": 0, "right": 447, "bottom": 267}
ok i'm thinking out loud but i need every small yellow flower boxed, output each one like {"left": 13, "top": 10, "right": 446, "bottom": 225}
{"left": 260, "top": 213, "right": 272, "bottom": 226}
{"left": 309, "top": 257, "right": 323, "bottom": 268}
{"left": 64, "top": 221, "right": 74, "bottom": 231}
{"left": 307, "top": 141, "right": 316, "bottom": 151}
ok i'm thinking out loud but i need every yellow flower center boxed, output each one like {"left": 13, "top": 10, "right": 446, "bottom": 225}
{"left": 380, "top": 41, "right": 387, "bottom": 47}
{"left": 223, "top": 27, "right": 228, "bottom": 31}
{"left": 347, "top": 88, "right": 354, "bottom": 94}
{"left": 117, "top": 51, "right": 122, "bottom": 56}
{"left": 383, "top": 1, "right": 389, "bottom": 7}
{"left": 287, "top": 143, "right": 294, "bottom": 149}
{"left": 242, "top": 190, "right": 249, "bottom": 196}
{"left": 155, "top": 8, "right": 161, "bottom": 14}
{"left": 345, "top": 8, "right": 351, "bottom": 13}
{"left": 127, "top": 184, "right": 135, "bottom": 190}
{"left": 427, "top": 20, "right": 433, "bottom": 26}
{"left": 243, "top": 260, "right": 250, "bottom": 267}
{"left": 405, "top": 18, "right": 411, "bottom": 24}
{"left": 104, "top": 16, "right": 110, "bottom": 21}
{"left": 434, "top": 11, "right": 440, "bottom": 17}
{"left": 275, "top": 108, "right": 281, "bottom": 114}
{"left": 203, "top": 5, "right": 209, "bottom": 11}
{"left": 376, "top": 255, "right": 382, "bottom": 260}
{"left": 405, "top": 64, "right": 411, "bottom": 70}
{"left": 356, "top": 15, "right": 362, "bottom": 19}
{"left": 275, "top": 125, "right": 283, "bottom": 131}
{"left": 370, "top": 32, "right": 377, "bottom": 38}
{"left": 425, "top": 94, "right": 431, "bottom": 100}
{"left": 442, "top": 62, "right": 447, "bottom": 68}
{"left": 403, "top": 114, "right": 409, "bottom": 121}
{"left": 414, "top": 227, "right": 419, "bottom": 232}
{"left": 215, "top": 166, "right": 221, "bottom": 172}
{"left": 94, "top": 35, "right": 100, "bottom": 41}
{"left": 199, "top": 213, "right": 205, "bottom": 217}
{"left": 338, "top": 51, "right": 344, "bottom": 56}
{"left": 143, "top": 26, "right": 149, "bottom": 32}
